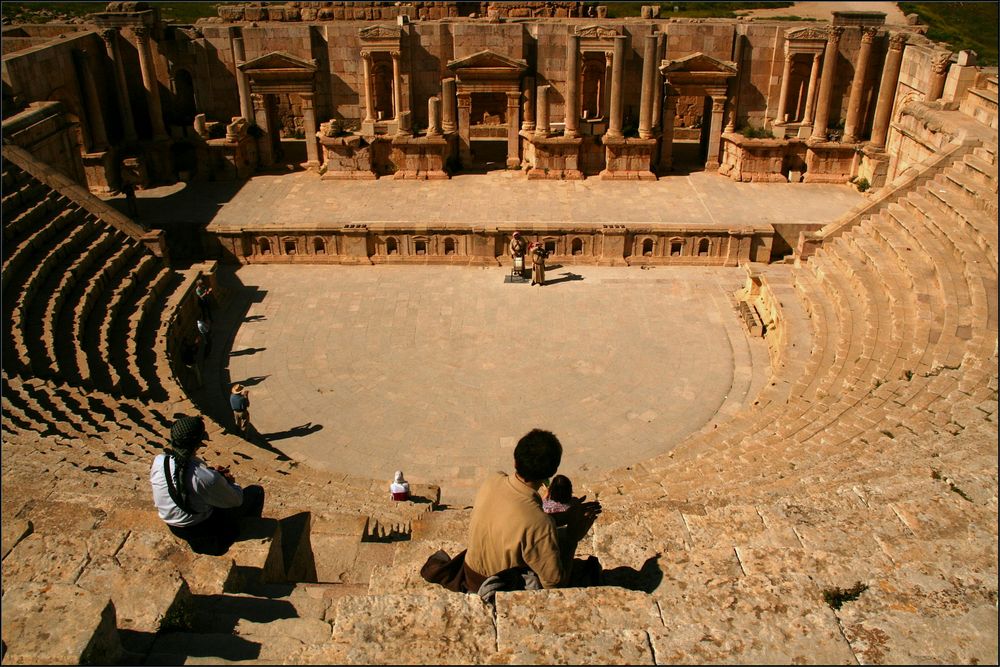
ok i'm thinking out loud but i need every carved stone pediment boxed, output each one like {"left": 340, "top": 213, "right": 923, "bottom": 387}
{"left": 575, "top": 24, "right": 620, "bottom": 39}
{"left": 359, "top": 24, "right": 402, "bottom": 41}
{"left": 239, "top": 51, "right": 318, "bottom": 73}
{"left": 447, "top": 50, "right": 529, "bottom": 72}
{"left": 785, "top": 26, "right": 829, "bottom": 42}
{"left": 661, "top": 53, "right": 737, "bottom": 75}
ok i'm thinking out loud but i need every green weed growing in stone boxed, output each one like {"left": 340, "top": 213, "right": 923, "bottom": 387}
{"left": 822, "top": 581, "right": 868, "bottom": 610}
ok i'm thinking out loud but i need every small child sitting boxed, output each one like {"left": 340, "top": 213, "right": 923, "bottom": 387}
{"left": 390, "top": 470, "right": 410, "bottom": 501}
{"left": 542, "top": 474, "right": 575, "bottom": 514}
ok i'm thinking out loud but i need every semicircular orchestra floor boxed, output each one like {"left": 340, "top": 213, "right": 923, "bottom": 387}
{"left": 222, "top": 264, "right": 771, "bottom": 504}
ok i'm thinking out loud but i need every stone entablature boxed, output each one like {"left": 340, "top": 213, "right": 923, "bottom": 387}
{"left": 212, "top": 224, "right": 773, "bottom": 267}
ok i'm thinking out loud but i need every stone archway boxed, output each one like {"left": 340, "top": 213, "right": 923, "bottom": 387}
{"left": 239, "top": 52, "right": 319, "bottom": 169}
{"left": 659, "top": 53, "right": 737, "bottom": 172}
{"left": 447, "top": 50, "right": 527, "bottom": 169}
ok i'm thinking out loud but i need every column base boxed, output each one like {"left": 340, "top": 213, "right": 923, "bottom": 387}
{"left": 301, "top": 160, "right": 322, "bottom": 172}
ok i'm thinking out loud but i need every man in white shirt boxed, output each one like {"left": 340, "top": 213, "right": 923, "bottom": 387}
{"left": 150, "top": 415, "right": 264, "bottom": 555}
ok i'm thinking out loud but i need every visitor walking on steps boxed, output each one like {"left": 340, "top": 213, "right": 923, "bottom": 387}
{"left": 390, "top": 470, "right": 410, "bottom": 501}
{"left": 421, "top": 428, "right": 602, "bottom": 593}
{"left": 230, "top": 384, "right": 251, "bottom": 432}
{"left": 197, "top": 317, "right": 212, "bottom": 355}
{"left": 150, "top": 416, "right": 265, "bottom": 555}
{"left": 195, "top": 279, "right": 214, "bottom": 322}
{"left": 180, "top": 335, "right": 203, "bottom": 389}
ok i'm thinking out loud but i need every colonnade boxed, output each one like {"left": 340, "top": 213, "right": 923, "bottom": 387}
{"left": 774, "top": 26, "right": 908, "bottom": 146}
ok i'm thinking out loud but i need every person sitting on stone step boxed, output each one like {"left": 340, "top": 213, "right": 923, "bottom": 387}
{"left": 463, "top": 428, "right": 602, "bottom": 590}
{"left": 390, "top": 470, "right": 410, "bottom": 501}
{"left": 150, "top": 415, "right": 265, "bottom": 555}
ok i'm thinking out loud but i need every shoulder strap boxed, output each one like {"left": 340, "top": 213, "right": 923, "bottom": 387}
{"left": 163, "top": 454, "right": 194, "bottom": 514}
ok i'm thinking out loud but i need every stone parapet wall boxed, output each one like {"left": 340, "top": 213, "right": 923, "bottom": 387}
{"left": 211, "top": 224, "right": 774, "bottom": 267}
{"left": 213, "top": 2, "right": 584, "bottom": 22}
{"left": 719, "top": 134, "right": 858, "bottom": 183}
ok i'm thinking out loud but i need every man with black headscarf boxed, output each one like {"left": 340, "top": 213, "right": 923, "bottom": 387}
{"left": 150, "top": 416, "right": 265, "bottom": 555}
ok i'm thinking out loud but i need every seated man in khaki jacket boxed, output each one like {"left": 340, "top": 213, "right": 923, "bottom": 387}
{"left": 463, "top": 428, "right": 602, "bottom": 590}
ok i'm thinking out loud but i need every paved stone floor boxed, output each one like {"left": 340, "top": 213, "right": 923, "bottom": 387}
{"left": 206, "top": 168, "right": 865, "bottom": 231}
{"left": 217, "top": 264, "right": 770, "bottom": 504}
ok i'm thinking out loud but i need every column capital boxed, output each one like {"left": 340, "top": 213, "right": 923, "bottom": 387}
{"left": 457, "top": 93, "right": 472, "bottom": 108}
{"left": 100, "top": 28, "right": 119, "bottom": 45}
{"left": 360, "top": 50, "right": 373, "bottom": 61}
{"left": 605, "top": 51, "right": 614, "bottom": 65}
{"left": 931, "top": 50, "right": 953, "bottom": 74}
{"left": 389, "top": 50, "right": 401, "bottom": 59}
{"left": 299, "top": 91, "right": 315, "bottom": 105}
{"left": 888, "top": 32, "right": 908, "bottom": 51}
{"left": 860, "top": 27, "right": 879, "bottom": 44}
{"left": 784, "top": 50, "right": 795, "bottom": 63}
{"left": 506, "top": 91, "right": 521, "bottom": 103}
{"left": 133, "top": 24, "right": 150, "bottom": 43}
{"left": 826, "top": 26, "right": 844, "bottom": 43}
{"left": 711, "top": 96, "right": 726, "bottom": 113}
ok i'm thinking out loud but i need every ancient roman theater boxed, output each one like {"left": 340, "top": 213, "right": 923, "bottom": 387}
{"left": 1, "top": 1, "right": 997, "bottom": 664}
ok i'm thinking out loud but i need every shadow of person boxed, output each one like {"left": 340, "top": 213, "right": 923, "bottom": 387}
{"left": 234, "top": 375, "right": 269, "bottom": 388}
{"left": 545, "top": 272, "right": 585, "bottom": 286}
{"left": 230, "top": 347, "right": 267, "bottom": 357}
{"left": 236, "top": 422, "right": 293, "bottom": 461}
{"left": 261, "top": 422, "right": 323, "bottom": 442}
{"left": 600, "top": 554, "right": 663, "bottom": 593}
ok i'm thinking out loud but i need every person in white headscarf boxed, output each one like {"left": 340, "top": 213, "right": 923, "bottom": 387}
{"left": 390, "top": 470, "right": 410, "bottom": 501}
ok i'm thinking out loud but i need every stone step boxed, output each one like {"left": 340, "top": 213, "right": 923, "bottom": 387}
{"left": 0, "top": 582, "right": 123, "bottom": 665}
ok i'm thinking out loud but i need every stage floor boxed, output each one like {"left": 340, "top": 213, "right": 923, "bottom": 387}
{"left": 204, "top": 168, "right": 865, "bottom": 232}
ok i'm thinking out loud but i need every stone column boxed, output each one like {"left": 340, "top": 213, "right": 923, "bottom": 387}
{"left": 100, "top": 28, "right": 137, "bottom": 143}
{"left": 506, "top": 91, "right": 521, "bottom": 167}
{"left": 300, "top": 92, "right": 320, "bottom": 168}
{"left": 811, "top": 27, "right": 843, "bottom": 140}
{"left": 535, "top": 84, "right": 551, "bottom": 137}
{"left": 927, "top": 50, "right": 953, "bottom": 102}
{"left": 133, "top": 25, "right": 168, "bottom": 140}
{"left": 705, "top": 95, "right": 726, "bottom": 170}
{"left": 441, "top": 77, "right": 456, "bottom": 133}
{"left": 775, "top": 51, "right": 794, "bottom": 124}
{"left": 391, "top": 50, "right": 403, "bottom": 121}
{"left": 361, "top": 52, "right": 376, "bottom": 122}
{"left": 869, "top": 32, "right": 907, "bottom": 149}
{"left": 74, "top": 49, "right": 109, "bottom": 151}
{"left": 252, "top": 93, "right": 274, "bottom": 166}
{"left": 658, "top": 92, "right": 677, "bottom": 171}
{"left": 457, "top": 92, "right": 472, "bottom": 163}
{"left": 726, "top": 33, "right": 745, "bottom": 134}
{"left": 607, "top": 35, "right": 626, "bottom": 139}
{"left": 230, "top": 31, "right": 254, "bottom": 121}
{"left": 651, "top": 33, "right": 665, "bottom": 130}
{"left": 564, "top": 34, "right": 580, "bottom": 137}
{"left": 427, "top": 96, "right": 441, "bottom": 136}
{"left": 638, "top": 34, "right": 657, "bottom": 139}
{"left": 842, "top": 28, "right": 877, "bottom": 142}
{"left": 521, "top": 76, "right": 536, "bottom": 131}
{"left": 603, "top": 51, "right": 613, "bottom": 120}
{"left": 802, "top": 52, "right": 821, "bottom": 124}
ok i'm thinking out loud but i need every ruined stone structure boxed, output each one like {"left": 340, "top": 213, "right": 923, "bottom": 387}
{"left": 1, "top": 2, "right": 998, "bottom": 664}
{"left": 4, "top": 2, "right": 991, "bottom": 268}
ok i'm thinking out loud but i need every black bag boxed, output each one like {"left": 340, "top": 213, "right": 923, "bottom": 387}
{"left": 420, "top": 549, "right": 470, "bottom": 592}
